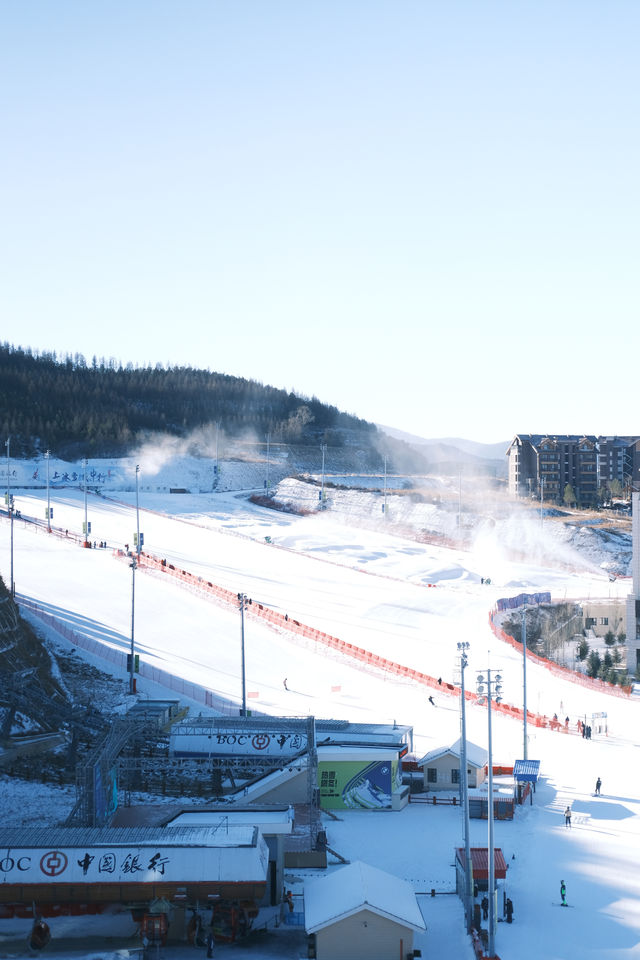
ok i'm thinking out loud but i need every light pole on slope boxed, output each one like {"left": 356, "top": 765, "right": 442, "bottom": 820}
{"left": 238, "top": 593, "right": 252, "bottom": 715}
{"left": 476, "top": 664, "right": 503, "bottom": 958}
{"left": 135, "top": 464, "right": 141, "bottom": 557}
{"left": 129, "top": 557, "right": 137, "bottom": 694}
{"left": 45, "top": 450, "right": 52, "bottom": 533}
{"left": 457, "top": 641, "right": 473, "bottom": 932}
{"left": 83, "top": 458, "right": 90, "bottom": 547}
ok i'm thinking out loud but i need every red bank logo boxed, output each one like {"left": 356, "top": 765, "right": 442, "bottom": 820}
{"left": 252, "top": 734, "right": 270, "bottom": 750}
{"left": 40, "top": 851, "right": 68, "bottom": 877}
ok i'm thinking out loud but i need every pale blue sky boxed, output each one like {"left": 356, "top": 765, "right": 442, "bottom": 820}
{"left": 1, "top": 1, "right": 637, "bottom": 443}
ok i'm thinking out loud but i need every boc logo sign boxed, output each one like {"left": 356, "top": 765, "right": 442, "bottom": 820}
{"left": 40, "top": 851, "right": 68, "bottom": 877}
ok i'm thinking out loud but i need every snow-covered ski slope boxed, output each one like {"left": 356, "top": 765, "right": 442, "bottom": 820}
{"left": 2, "top": 473, "right": 640, "bottom": 960}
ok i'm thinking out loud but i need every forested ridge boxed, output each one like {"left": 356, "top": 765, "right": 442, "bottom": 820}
{"left": 0, "top": 344, "right": 376, "bottom": 458}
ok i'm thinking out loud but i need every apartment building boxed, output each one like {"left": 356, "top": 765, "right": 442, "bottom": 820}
{"left": 507, "top": 434, "right": 640, "bottom": 504}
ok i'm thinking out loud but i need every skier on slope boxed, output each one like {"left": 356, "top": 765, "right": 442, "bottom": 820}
{"left": 595, "top": 776, "right": 602, "bottom": 796}
{"left": 560, "top": 880, "right": 567, "bottom": 906}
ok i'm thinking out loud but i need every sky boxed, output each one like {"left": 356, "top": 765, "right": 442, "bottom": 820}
{"left": 1, "top": 462, "right": 640, "bottom": 959}
{"left": 1, "top": 2, "right": 638, "bottom": 443}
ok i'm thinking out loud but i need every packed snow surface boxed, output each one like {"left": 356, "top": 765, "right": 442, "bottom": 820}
{"left": 0, "top": 458, "right": 638, "bottom": 960}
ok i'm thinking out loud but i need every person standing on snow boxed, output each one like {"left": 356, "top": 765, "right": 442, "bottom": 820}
{"left": 564, "top": 806, "right": 572, "bottom": 828}
{"left": 595, "top": 777, "right": 602, "bottom": 795}
{"left": 560, "top": 880, "right": 567, "bottom": 906}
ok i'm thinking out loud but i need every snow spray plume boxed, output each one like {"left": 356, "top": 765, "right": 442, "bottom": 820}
{"left": 132, "top": 425, "right": 229, "bottom": 477}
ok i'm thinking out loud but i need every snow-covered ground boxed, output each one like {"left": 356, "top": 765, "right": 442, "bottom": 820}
{"left": 0, "top": 458, "right": 639, "bottom": 960}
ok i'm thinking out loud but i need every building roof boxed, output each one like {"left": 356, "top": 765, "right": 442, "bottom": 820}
{"left": 164, "top": 807, "right": 294, "bottom": 835}
{"left": 417, "top": 738, "right": 487, "bottom": 769}
{"left": 455, "top": 847, "right": 508, "bottom": 880}
{"left": 304, "top": 860, "right": 426, "bottom": 934}
{"left": 513, "top": 759, "right": 541, "bottom": 782}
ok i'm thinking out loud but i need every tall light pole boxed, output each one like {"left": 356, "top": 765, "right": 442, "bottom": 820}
{"left": 83, "top": 458, "right": 89, "bottom": 547}
{"left": 522, "top": 606, "right": 528, "bottom": 760}
{"left": 45, "top": 450, "right": 52, "bottom": 533}
{"left": 457, "top": 641, "right": 473, "bottom": 932}
{"left": 238, "top": 593, "right": 251, "bottom": 715}
{"left": 383, "top": 455, "right": 388, "bottom": 517}
{"left": 320, "top": 444, "right": 327, "bottom": 509}
{"left": 135, "top": 464, "right": 141, "bottom": 557}
{"left": 265, "top": 433, "right": 270, "bottom": 496}
{"left": 476, "top": 665, "right": 503, "bottom": 959}
{"left": 129, "top": 558, "right": 137, "bottom": 694}
{"left": 540, "top": 476, "right": 545, "bottom": 530}
{"left": 215, "top": 421, "right": 220, "bottom": 489}
{"left": 5, "top": 438, "right": 14, "bottom": 596}
{"left": 5, "top": 437, "right": 10, "bottom": 512}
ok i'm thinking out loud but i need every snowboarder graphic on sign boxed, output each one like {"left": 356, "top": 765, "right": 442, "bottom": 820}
{"left": 560, "top": 880, "right": 567, "bottom": 906}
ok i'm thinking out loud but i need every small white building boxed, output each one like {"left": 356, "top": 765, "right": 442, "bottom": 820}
{"left": 417, "top": 738, "right": 488, "bottom": 793}
{"left": 304, "top": 860, "right": 425, "bottom": 960}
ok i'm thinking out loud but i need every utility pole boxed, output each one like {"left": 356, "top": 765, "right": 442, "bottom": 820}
{"left": 477, "top": 665, "right": 503, "bottom": 958}
{"left": 457, "top": 641, "right": 473, "bottom": 932}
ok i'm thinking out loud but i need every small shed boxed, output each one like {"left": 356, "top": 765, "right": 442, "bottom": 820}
{"left": 304, "top": 860, "right": 425, "bottom": 960}
{"left": 455, "top": 846, "right": 508, "bottom": 895}
{"left": 417, "top": 738, "right": 488, "bottom": 793}
{"left": 513, "top": 759, "right": 540, "bottom": 805}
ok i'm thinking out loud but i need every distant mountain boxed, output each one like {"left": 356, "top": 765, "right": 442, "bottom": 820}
{"left": 378, "top": 426, "right": 509, "bottom": 477}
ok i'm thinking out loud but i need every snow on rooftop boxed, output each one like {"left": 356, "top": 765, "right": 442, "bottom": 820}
{"left": 304, "top": 859, "right": 426, "bottom": 933}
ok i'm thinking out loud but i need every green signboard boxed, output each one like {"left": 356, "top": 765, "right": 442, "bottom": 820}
{"left": 318, "top": 757, "right": 399, "bottom": 810}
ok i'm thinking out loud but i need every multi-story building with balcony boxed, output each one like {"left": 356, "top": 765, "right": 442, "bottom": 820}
{"left": 507, "top": 434, "right": 640, "bottom": 504}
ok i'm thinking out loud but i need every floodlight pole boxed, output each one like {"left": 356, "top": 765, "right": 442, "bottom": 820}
{"left": 457, "top": 641, "right": 473, "bottom": 932}
{"left": 477, "top": 665, "right": 503, "bottom": 958}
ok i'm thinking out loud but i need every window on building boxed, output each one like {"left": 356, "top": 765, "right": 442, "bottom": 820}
{"left": 427, "top": 767, "right": 437, "bottom": 783}
{"left": 451, "top": 768, "right": 460, "bottom": 784}
{"left": 599, "top": 618, "right": 608, "bottom": 626}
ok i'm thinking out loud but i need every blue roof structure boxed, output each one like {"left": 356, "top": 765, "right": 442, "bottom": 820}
{"left": 513, "top": 759, "right": 540, "bottom": 782}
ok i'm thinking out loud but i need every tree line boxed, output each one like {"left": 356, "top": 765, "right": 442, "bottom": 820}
{"left": 0, "top": 343, "right": 376, "bottom": 458}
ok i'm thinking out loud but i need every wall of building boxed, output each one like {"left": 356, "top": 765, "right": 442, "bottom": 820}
{"left": 315, "top": 909, "right": 413, "bottom": 960}
{"left": 421, "top": 754, "right": 485, "bottom": 792}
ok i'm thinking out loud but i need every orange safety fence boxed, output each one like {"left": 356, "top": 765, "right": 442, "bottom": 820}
{"left": 488, "top": 607, "right": 632, "bottom": 699}
{"left": 115, "top": 549, "right": 627, "bottom": 731}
